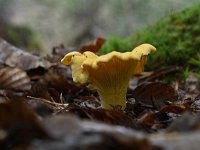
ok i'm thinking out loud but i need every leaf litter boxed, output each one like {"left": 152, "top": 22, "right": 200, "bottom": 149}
{"left": 0, "top": 38, "right": 200, "bottom": 150}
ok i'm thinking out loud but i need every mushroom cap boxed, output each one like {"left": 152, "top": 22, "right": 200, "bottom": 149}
{"left": 61, "top": 52, "right": 87, "bottom": 83}
{"left": 82, "top": 43, "right": 156, "bottom": 70}
{"left": 61, "top": 43, "right": 156, "bottom": 84}
{"left": 61, "top": 51, "right": 98, "bottom": 83}
{"left": 61, "top": 52, "right": 82, "bottom": 65}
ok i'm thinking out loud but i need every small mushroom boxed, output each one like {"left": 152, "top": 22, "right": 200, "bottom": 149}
{"left": 61, "top": 44, "right": 156, "bottom": 110}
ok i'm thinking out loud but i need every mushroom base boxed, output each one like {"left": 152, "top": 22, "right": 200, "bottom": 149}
{"left": 97, "top": 87, "right": 127, "bottom": 110}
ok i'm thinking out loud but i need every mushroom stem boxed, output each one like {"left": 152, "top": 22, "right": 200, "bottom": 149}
{"left": 97, "top": 83, "right": 128, "bottom": 110}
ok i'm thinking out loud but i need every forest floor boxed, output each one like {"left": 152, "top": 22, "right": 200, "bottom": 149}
{"left": 0, "top": 38, "right": 200, "bottom": 150}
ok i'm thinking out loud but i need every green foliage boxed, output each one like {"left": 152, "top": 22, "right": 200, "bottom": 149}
{"left": 99, "top": 36, "right": 133, "bottom": 54}
{"left": 181, "top": 67, "right": 190, "bottom": 81}
{"left": 99, "top": 3, "right": 200, "bottom": 71}
{"left": 190, "top": 54, "right": 200, "bottom": 67}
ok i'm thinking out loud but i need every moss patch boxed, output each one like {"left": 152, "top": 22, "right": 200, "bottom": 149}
{"left": 99, "top": 3, "right": 200, "bottom": 71}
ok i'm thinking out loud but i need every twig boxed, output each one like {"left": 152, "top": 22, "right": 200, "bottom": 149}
{"left": 27, "top": 96, "right": 69, "bottom": 108}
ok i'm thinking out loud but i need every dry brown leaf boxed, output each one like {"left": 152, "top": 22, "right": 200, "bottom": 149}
{"left": 0, "top": 100, "right": 48, "bottom": 149}
{"left": 0, "top": 66, "right": 31, "bottom": 91}
{"left": 138, "top": 104, "right": 185, "bottom": 131}
{"left": 138, "top": 66, "right": 182, "bottom": 83}
{"left": 79, "top": 37, "right": 105, "bottom": 53}
{"left": 29, "top": 115, "right": 161, "bottom": 150}
{"left": 44, "top": 64, "right": 81, "bottom": 93}
{"left": 68, "top": 104, "right": 136, "bottom": 128}
{"left": 133, "top": 82, "right": 178, "bottom": 109}
{"left": 0, "top": 38, "right": 51, "bottom": 70}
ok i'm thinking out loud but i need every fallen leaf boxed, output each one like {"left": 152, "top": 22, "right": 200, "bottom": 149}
{"left": 68, "top": 104, "right": 136, "bottom": 128}
{"left": 138, "top": 66, "right": 182, "bottom": 83}
{"left": 44, "top": 64, "right": 80, "bottom": 93}
{"left": 166, "top": 112, "right": 200, "bottom": 132}
{"left": 138, "top": 104, "right": 185, "bottom": 132}
{"left": 133, "top": 82, "right": 178, "bottom": 109}
{"left": 0, "top": 38, "right": 51, "bottom": 70}
{"left": 29, "top": 115, "right": 161, "bottom": 150}
{"left": 0, "top": 100, "right": 48, "bottom": 149}
{"left": 0, "top": 66, "right": 31, "bottom": 91}
{"left": 150, "top": 131, "right": 200, "bottom": 150}
{"left": 79, "top": 37, "right": 106, "bottom": 53}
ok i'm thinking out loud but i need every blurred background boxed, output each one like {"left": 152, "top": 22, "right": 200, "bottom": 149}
{"left": 0, "top": 0, "right": 199, "bottom": 55}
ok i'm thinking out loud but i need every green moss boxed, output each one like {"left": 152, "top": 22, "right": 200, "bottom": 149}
{"left": 99, "top": 3, "right": 200, "bottom": 71}
{"left": 99, "top": 36, "right": 133, "bottom": 54}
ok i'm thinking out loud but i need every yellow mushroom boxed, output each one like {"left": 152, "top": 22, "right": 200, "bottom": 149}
{"left": 61, "top": 44, "right": 156, "bottom": 110}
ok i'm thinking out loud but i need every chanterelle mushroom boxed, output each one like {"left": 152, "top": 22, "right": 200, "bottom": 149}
{"left": 61, "top": 44, "right": 156, "bottom": 110}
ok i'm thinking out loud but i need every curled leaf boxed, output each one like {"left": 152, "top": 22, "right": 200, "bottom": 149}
{"left": 0, "top": 66, "right": 31, "bottom": 91}
{"left": 79, "top": 37, "right": 106, "bottom": 53}
{"left": 0, "top": 38, "right": 51, "bottom": 70}
{"left": 133, "top": 82, "right": 178, "bottom": 109}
